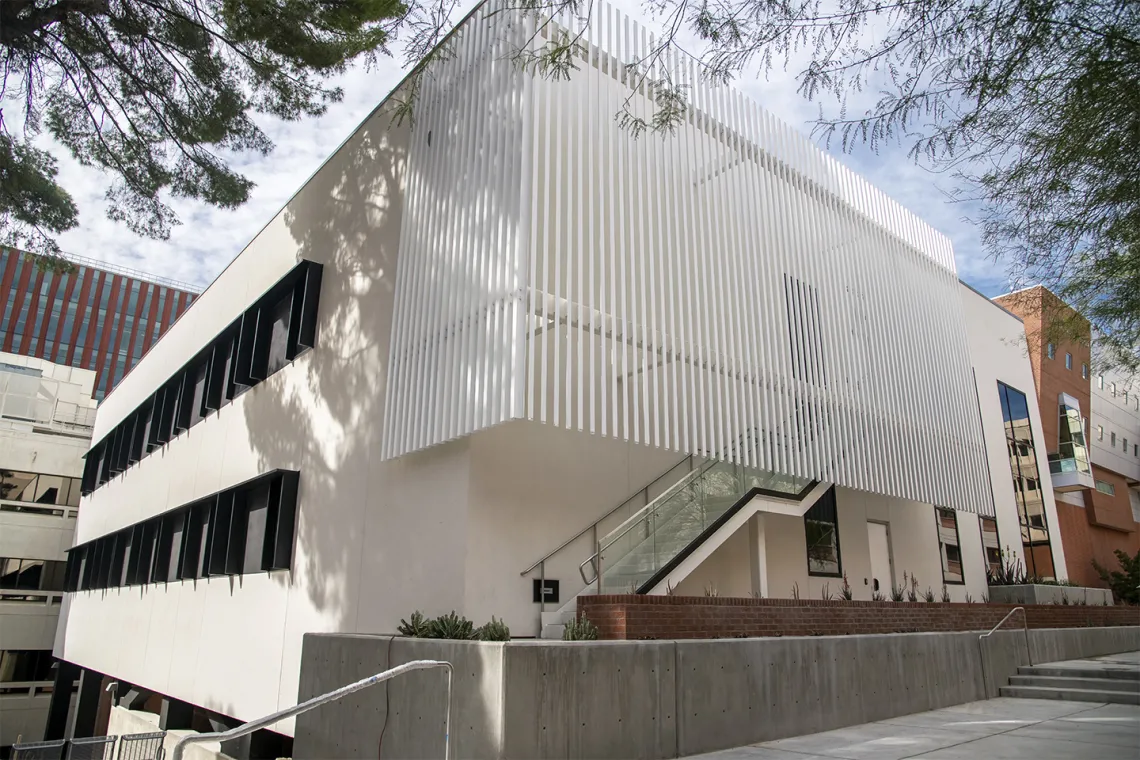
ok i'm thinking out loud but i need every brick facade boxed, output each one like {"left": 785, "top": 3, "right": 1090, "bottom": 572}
{"left": 578, "top": 594, "right": 1138, "bottom": 640}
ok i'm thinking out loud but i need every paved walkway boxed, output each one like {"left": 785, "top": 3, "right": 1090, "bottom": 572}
{"left": 689, "top": 652, "right": 1140, "bottom": 760}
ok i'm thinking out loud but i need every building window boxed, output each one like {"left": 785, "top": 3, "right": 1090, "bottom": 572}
{"left": 67, "top": 470, "right": 300, "bottom": 592}
{"left": 998, "top": 381, "right": 1055, "bottom": 579}
{"left": 804, "top": 487, "right": 841, "bottom": 577}
{"left": 1097, "top": 425, "right": 1104, "bottom": 441}
{"left": 0, "top": 650, "right": 55, "bottom": 683}
{"left": 0, "top": 470, "right": 82, "bottom": 507}
{"left": 1064, "top": 353, "right": 1072, "bottom": 370}
{"left": 1055, "top": 400, "right": 1091, "bottom": 475}
{"left": 1123, "top": 438, "right": 1128, "bottom": 452}
{"left": 1111, "top": 432, "right": 1116, "bottom": 447}
{"left": 1134, "top": 444, "right": 1138, "bottom": 457}
{"left": 1097, "top": 374, "right": 1104, "bottom": 389}
{"left": 1081, "top": 363, "right": 1088, "bottom": 379}
{"left": 979, "top": 517, "right": 1002, "bottom": 578}
{"left": 1095, "top": 480, "right": 1116, "bottom": 496}
{"left": 935, "top": 508, "right": 964, "bottom": 584}
{"left": 0, "top": 558, "right": 67, "bottom": 592}
{"left": 1047, "top": 343, "right": 1055, "bottom": 359}
{"left": 1111, "top": 382, "right": 1117, "bottom": 397}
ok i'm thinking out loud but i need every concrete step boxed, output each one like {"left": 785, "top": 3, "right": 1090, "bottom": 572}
{"left": 999, "top": 685, "right": 1140, "bottom": 705}
{"left": 1008, "top": 675, "right": 1140, "bottom": 691}
{"left": 1018, "top": 665, "right": 1140, "bottom": 682}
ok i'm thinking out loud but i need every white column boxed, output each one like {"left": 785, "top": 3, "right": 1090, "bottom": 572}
{"left": 749, "top": 512, "right": 768, "bottom": 598}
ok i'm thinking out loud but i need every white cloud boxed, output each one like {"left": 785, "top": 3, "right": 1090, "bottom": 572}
{"left": 46, "top": 0, "right": 1012, "bottom": 297}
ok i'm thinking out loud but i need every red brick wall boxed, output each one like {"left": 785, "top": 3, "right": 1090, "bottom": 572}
{"left": 578, "top": 595, "right": 1138, "bottom": 640}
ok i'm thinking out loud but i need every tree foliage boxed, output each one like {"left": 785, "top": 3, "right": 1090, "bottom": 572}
{"left": 1, "top": 0, "right": 1136, "bottom": 370}
{"left": 1, "top": 0, "right": 407, "bottom": 259}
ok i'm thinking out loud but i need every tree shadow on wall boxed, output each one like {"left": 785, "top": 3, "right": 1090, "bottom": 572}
{"left": 240, "top": 105, "right": 408, "bottom": 629}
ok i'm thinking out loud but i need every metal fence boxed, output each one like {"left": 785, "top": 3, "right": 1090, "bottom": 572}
{"left": 10, "top": 741, "right": 67, "bottom": 760}
{"left": 115, "top": 733, "right": 165, "bottom": 760}
{"left": 65, "top": 737, "right": 116, "bottom": 760}
{"left": 11, "top": 733, "right": 164, "bottom": 760}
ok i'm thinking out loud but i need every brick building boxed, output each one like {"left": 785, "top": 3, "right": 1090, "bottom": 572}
{"left": 993, "top": 286, "right": 1140, "bottom": 586}
{"left": 0, "top": 248, "right": 200, "bottom": 400}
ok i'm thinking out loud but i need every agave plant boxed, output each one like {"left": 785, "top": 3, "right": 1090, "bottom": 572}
{"left": 397, "top": 610, "right": 431, "bottom": 637}
{"left": 563, "top": 614, "right": 599, "bottom": 641}
{"left": 427, "top": 611, "right": 475, "bottom": 640}
{"left": 476, "top": 616, "right": 511, "bottom": 641}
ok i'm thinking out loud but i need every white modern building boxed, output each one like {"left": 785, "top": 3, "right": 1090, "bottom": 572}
{"left": 1091, "top": 366, "right": 1140, "bottom": 525}
{"left": 0, "top": 352, "right": 96, "bottom": 752}
{"left": 52, "top": 2, "right": 1068, "bottom": 754}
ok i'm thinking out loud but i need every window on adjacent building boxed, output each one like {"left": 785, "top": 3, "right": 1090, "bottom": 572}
{"left": 1097, "top": 425, "right": 1104, "bottom": 441}
{"left": 1047, "top": 343, "right": 1055, "bottom": 359}
{"left": 1098, "top": 374, "right": 1104, "bottom": 389}
{"left": 0, "top": 649, "right": 54, "bottom": 683}
{"left": 935, "top": 508, "right": 964, "bottom": 584}
{"left": 1081, "top": 363, "right": 1089, "bottom": 379}
{"left": 1065, "top": 353, "right": 1072, "bottom": 369}
{"left": 1111, "top": 432, "right": 1117, "bottom": 447}
{"left": 1111, "top": 382, "right": 1117, "bottom": 397}
{"left": 998, "top": 381, "right": 1056, "bottom": 580}
{"left": 804, "top": 487, "right": 841, "bottom": 577}
{"left": 1124, "top": 438, "right": 1129, "bottom": 453}
{"left": 1095, "top": 480, "right": 1116, "bottom": 496}
{"left": 0, "top": 558, "right": 67, "bottom": 592}
{"left": 1134, "top": 444, "right": 1138, "bottom": 457}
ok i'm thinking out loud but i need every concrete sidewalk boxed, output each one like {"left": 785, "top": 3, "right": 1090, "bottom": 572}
{"left": 688, "top": 697, "right": 1140, "bottom": 759}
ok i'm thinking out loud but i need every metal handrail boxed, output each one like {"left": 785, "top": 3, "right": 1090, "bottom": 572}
{"left": 169, "top": 660, "right": 453, "bottom": 760}
{"left": 578, "top": 458, "right": 720, "bottom": 585}
{"left": 977, "top": 606, "right": 1031, "bottom": 696}
{"left": 520, "top": 455, "right": 693, "bottom": 577}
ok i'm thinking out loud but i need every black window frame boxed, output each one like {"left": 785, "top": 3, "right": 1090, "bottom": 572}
{"left": 80, "top": 261, "right": 322, "bottom": 496}
{"left": 67, "top": 470, "right": 301, "bottom": 591}
{"left": 934, "top": 507, "right": 965, "bottom": 585}
{"left": 804, "top": 486, "right": 842, "bottom": 577}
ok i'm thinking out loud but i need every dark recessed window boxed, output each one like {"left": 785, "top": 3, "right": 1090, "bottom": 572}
{"left": 81, "top": 261, "right": 322, "bottom": 496}
{"left": 979, "top": 517, "right": 1002, "bottom": 578}
{"left": 804, "top": 487, "right": 841, "bottom": 577}
{"left": 935, "top": 507, "right": 964, "bottom": 584}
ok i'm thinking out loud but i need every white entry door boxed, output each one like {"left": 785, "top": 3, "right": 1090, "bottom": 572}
{"left": 867, "top": 521, "right": 893, "bottom": 595}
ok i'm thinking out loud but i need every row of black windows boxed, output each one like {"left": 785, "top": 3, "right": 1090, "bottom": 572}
{"left": 80, "top": 261, "right": 323, "bottom": 496}
{"left": 66, "top": 470, "right": 299, "bottom": 592}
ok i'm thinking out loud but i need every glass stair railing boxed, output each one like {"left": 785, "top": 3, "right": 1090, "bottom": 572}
{"left": 583, "top": 460, "right": 813, "bottom": 594}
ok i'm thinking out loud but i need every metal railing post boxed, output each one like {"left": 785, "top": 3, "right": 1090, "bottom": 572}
{"left": 977, "top": 606, "right": 1031, "bottom": 697}
{"left": 169, "top": 660, "right": 452, "bottom": 760}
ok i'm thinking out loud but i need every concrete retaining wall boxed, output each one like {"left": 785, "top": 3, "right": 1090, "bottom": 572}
{"left": 293, "top": 626, "right": 1140, "bottom": 760}
{"left": 989, "top": 584, "right": 1114, "bottom": 606}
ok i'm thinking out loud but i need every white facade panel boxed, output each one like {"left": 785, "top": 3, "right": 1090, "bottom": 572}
{"left": 382, "top": 1, "right": 990, "bottom": 515}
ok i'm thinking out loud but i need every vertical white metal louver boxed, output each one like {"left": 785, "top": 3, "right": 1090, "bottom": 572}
{"left": 382, "top": 0, "right": 993, "bottom": 516}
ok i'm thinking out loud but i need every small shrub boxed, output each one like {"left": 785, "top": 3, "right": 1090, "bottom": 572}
{"left": 665, "top": 579, "right": 678, "bottom": 596}
{"left": 704, "top": 583, "right": 719, "bottom": 598}
{"left": 871, "top": 589, "right": 886, "bottom": 602}
{"left": 428, "top": 611, "right": 475, "bottom": 640}
{"left": 889, "top": 580, "right": 905, "bottom": 602}
{"left": 563, "top": 614, "right": 599, "bottom": 641}
{"left": 820, "top": 582, "right": 834, "bottom": 601}
{"left": 791, "top": 581, "right": 801, "bottom": 600}
{"left": 905, "top": 573, "right": 919, "bottom": 603}
{"left": 397, "top": 611, "right": 430, "bottom": 637}
{"left": 964, "top": 592, "right": 975, "bottom": 604}
{"left": 982, "top": 592, "right": 990, "bottom": 603}
{"left": 922, "top": 586, "right": 936, "bottom": 603}
{"left": 476, "top": 616, "right": 511, "bottom": 641}
{"left": 751, "top": 590, "right": 764, "bottom": 599}
{"left": 940, "top": 585, "right": 950, "bottom": 603}
{"left": 1092, "top": 549, "right": 1140, "bottom": 605}
{"left": 987, "top": 547, "right": 1028, "bottom": 586}
{"left": 840, "top": 573, "right": 853, "bottom": 601}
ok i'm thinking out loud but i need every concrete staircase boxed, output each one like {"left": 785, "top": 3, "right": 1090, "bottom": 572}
{"left": 1001, "top": 663, "right": 1140, "bottom": 705}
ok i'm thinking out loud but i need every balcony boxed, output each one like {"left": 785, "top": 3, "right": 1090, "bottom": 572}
{"left": 1048, "top": 446, "right": 1095, "bottom": 492}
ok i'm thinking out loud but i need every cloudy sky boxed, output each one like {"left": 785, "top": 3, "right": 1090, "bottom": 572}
{"left": 47, "top": 0, "right": 1011, "bottom": 297}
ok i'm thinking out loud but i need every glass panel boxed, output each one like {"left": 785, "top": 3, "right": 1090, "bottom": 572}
{"left": 0, "top": 558, "right": 22, "bottom": 588}
{"left": 980, "top": 517, "right": 1002, "bottom": 577}
{"left": 998, "top": 382, "right": 1055, "bottom": 579}
{"left": 1054, "top": 400, "right": 1091, "bottom": 474}
{"left": 0, "top": 470, "right": 37, "bottom": 502}
{"left": 596, "top": 458, "right": 812, "bottom": 593}
{"left": 936, "top": 508, "right": 963, "bottom": 583}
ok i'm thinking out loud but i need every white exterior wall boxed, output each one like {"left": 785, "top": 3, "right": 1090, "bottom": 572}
{"left": 383, "top": 1, "right": 992, "bottom": 517}
{"left": 0, "top": 354, "right": 94, "bottom": 747}
{"left": 1091, "top": 369, "right": 1140, "bottom": 483}
{"left": 960, "top": 285, "right": 1068, "bottom": 578}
